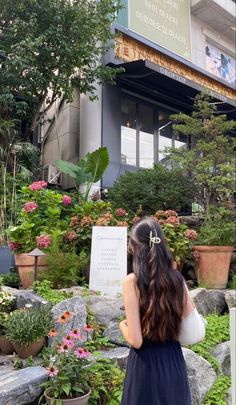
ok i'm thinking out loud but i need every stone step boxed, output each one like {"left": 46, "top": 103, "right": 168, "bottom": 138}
{"left": 0, "top": 361, "right": 47, "bottom": 405}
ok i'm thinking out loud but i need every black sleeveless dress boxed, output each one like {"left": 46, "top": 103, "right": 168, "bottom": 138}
{"left": 121, "top": 339, "right": 191, "bottom": 405}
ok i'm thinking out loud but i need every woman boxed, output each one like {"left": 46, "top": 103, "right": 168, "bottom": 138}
{"left": 120, "top": 217, "right": 206, "bottom": 405}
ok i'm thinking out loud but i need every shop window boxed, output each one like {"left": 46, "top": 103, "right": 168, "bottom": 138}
{"left": 121, "top": 98, "right": 136, "bottom": 166}
{"left": 121, "top": 95, "right": 175, "bottom": 168}
{"left": 139, "top": 104, "right": 154, "bottom": 168}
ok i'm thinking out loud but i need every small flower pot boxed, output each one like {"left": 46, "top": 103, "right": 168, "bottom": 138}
{"left": 0, "top": 335, "right": 14, "bottom": 354}
{"left": 13, "top": 336, "right": 45, "bottom": 359}
{"left": 44, "top": 388, "right": 91, "bottom": 405}
{"left": 15, "top": 253, "right": 47, "bottom": 288}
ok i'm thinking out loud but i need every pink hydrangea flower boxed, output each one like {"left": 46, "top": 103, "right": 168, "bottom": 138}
{"left": 64, "top": 231, "right": 77, "bottom": 242}
{"left": 29, "top": 181, "right": 47, "bottom": 191}
{"left": 23, "top": 201, "right": 38, "bottom": 213}
{"left": 62, "top": 195, "right": 72, "bottom": 205}
{"left": 166, "top": 216, "right": 180, "bottom": 226}
{"left": 165, "top": 210, "right": 178, "bottom": 217}
{"left": 74, "top": 347, "right": 90, "bottom": 359}
{"left": 116, "top": 208, "right": 127, "bottom": 217}
{"left": 8, "top": 241, "right": 22, "bottom": 251}
{"left": 36, "top": 234, "right": 52, "bottom": 248}
{"left": 184, "top": 229, "right": 198, "bottom": 240}
{"left": 46, "top": 366, "right": 59, "bottom": 377}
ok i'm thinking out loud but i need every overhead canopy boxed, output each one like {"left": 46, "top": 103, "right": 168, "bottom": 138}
{"left": 114, "top": 59, "right": 236, "bottom": 118}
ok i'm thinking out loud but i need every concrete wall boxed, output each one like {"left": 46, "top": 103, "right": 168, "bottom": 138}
{"left": 102, "top": 84, "right": 138, "bottom": 189}
{"left": 41, "top": 90, "right": 80, "bottom": 189}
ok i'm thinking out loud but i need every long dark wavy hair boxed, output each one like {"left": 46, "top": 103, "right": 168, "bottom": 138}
{"left": 128, "top": 216, "right": 184, "bottom": 342}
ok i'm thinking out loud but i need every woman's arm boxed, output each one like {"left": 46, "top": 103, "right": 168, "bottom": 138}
{"left": 119, "top": 273, "right": 143, "bottom": 349}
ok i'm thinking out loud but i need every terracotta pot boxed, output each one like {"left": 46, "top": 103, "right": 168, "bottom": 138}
{"left": 44, "top": 388, "right": 91, "bottom": 405}
{"left": 13, "top": 336, "right": 45, "bottom": 359}
{"left": 193, "top": 245, "right": 234, "bottom": 289}
{"left": 0, "top": 335, "right": 14, "bottom": 354}
{"left": 15, "top": 253, "right": 47, "bottom": 288}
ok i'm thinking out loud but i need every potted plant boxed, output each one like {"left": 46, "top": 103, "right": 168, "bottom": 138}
{"left": 0, "top": 312, "right": 14, "bottom": 354}
{"left": 41, "top": 313, "right": 92, "bottom": 405}
{"left": 154, "top": 210, "right": 198, "bottom": 269}
{"left": 193, "top": 208, "right": 235, "bottom": 289}
{"left": 5, "top": 304, "right": 53, "bottom": 358}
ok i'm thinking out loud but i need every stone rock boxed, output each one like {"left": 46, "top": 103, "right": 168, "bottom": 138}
{"left": 225, "top": 290, "right": 236, "bottom": 309}
{"left": 50, "top": 296, "right": 87, "bottom": 345}
{"left": 182, "top": 348, "right": 217, "bottom": 405}
{"left": 0, "top": 365, "right": 47, "bottom": 405}
{"left": 190, "top": 288, "right": 226, "bottom": 316}
{"left": 212, "top": 341, "right": 231, "bottom": 376}
{"left": 96, "top": 347, "right": 130, "bottom": 369}
{"left": 85, "top": 296, "right": 124, "bottom": 326}
{"left": 103, "top": 321, "right": 129, "bottom": 347}
{"left": 6, "top": 287, "right": 49, "bottom": 310}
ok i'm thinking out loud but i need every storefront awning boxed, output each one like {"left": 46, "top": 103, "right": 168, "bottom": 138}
{"left": 114, "top": 59, "right": 236, "bottom": 116}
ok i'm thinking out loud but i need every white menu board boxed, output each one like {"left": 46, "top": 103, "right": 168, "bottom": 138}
{"left": 89, "top": 226, "right": 127, "bottom": 296}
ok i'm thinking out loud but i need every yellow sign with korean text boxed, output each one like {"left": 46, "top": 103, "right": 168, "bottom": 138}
{"left": 129, "top": 0, "right": 191, "bottom": 60}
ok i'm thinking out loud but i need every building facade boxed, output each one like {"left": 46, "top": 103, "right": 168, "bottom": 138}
{"left": 41, "top": 0, "right": 236, "bottom": 190}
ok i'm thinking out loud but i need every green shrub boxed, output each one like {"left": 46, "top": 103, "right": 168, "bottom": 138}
{"left": 32, "top": 280, "right": 73, "bottom": 304}
{"left": 39, "top": 236, "right": 89, "bottom": 288}
{"left": 87, "top": 359, "right": 125, "bottom": 405}
{"left": 203, "top": 375, "right": 231, "bottom": 405}
{"left": 108, "top": 164, "right": 195, "bottom": 215}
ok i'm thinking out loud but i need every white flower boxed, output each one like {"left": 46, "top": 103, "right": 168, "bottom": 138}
{"left": 25, "top": 303, "right": 33, "bottom": 308}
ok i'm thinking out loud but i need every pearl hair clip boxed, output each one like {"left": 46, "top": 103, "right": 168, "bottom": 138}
{"left": 149, "top": 231, "right": 161, "bottom": 247}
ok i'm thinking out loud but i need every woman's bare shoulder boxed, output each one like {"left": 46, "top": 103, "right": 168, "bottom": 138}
{"left": 123, "top": 273, "right": 137, "bottom": 285}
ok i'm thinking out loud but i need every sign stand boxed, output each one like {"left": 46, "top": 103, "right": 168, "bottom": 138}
{"left": 89, "top": 226, "right": 127, "bottom": 296}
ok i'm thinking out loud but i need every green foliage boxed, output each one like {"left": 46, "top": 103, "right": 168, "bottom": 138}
{"left": 0, "top": 0, "right": 122, "bottom": 138}
{"left": 5, "top": 304, "right": 53, "bottom": 345}
{"left": 0, "top": 270, "right": 20, "bottom": 289}
{"left": 0, "top": 312, "right": 10, "bottom": 335}
{"left": 87, "top": 359, "right": 125, "bottom": 405}
{"left": 55, "top": 147, "right": 109, "bottom": 201}
{"left": 32, "top": 280, "right": 73, "bottom": 304}
{"left": 190, "top": 313, "right": 230, "bottom": 370}
{"left": 196, "top": 207, "right": 235, "bottom": 246}
{"left": 108, "top": 164, "right": 195, "bottom": 215}
{"left": 0, "top": 279, "right": 15, "bottom": 311}
{"left": 203, "top": 375, "right": 231, "bottom": 405}
{"left": 169, "top": 93, "right": 236, "bottom": 211}
{"left": 0, "top": 123, "right": 39, "bottom": 244}
{"left": 40, "top": 237, "right": 89, "bottom": 288}
{"left": 84, "top": 307, "right": 115, "bottom": 352}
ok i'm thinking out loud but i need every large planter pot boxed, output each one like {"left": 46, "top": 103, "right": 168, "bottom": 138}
{"left": 0, "top": 335, "right": 14, "bottom": 354}
{"left": 193, "top": 245, "right": 234, "bottom": 289}
{"left": 15, "top": 253, "right": 47, "bottom": 288}
{"left": 44, "top": 388, "right": 91, "bottom": 405}
{"left": 13, "top": 336, "right": 45, "bottom": 359}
